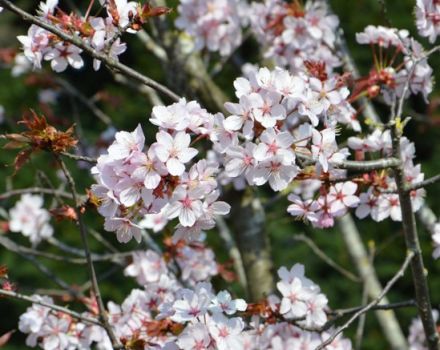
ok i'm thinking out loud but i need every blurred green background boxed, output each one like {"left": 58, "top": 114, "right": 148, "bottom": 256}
{"left": 0, "top": 0, "right": 440, "bottom": 349}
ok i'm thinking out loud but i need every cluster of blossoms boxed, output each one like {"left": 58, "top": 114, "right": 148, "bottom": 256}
{"left": 216, "top": 65, "right": 362, "bottom": 228}
{"left": 18, "top": 256, "right": 352, "bottom": 350}
{"left": 91, "top": 99, "right": 231, "bottom": 244}
{"left": 175, "top": 0, "right": 248, "bottom": 56}
{"left": 415, "top": 0, "right": 440, "bottom": 43}
{"left": 348, "top": 130, "right": 426, "bottom": 222}
{"left": 248, "top": 0, "right": 340, "bottom": 73}
{"left": 354, "top": 25, "right": 433, "bottom": 103}
{"left": 16, "top": 0, "right": 169, "bottom": 73}
{"left": 8, "top": 194, "right": 53, "bottom": 245}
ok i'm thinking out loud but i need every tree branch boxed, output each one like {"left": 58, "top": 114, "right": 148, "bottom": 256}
{"left": 0, "top": 0, "right": 180, "bottom": 103}
{"left": 337, "top": 214, "right": 409, "bottom": 350}
{"left": 291, "top": 234, "right": 360, "bottom": 283}
{"left": 0, "top": 187, "right": 74, "bottom": 200}
{"left": 0, "top": 289, "right": 101, "bottom": 326}
{"left": 55, "top": 155, "right": 122, "bottom": 349}
{"left": 296, "top": 153, "right": 400, "bottom": 171}
{"left": 316, "top": 251, "right": 414, "bottom": 350}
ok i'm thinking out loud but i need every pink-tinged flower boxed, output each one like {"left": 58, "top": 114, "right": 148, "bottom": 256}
{"left": 165, "top": 186, "right": 205, "bottom": 227}
{"left": 44, "top": 43, "right": 84, "bottom": 72}
{"left": 173, "top": 218, "right": 215, "bottom": 244}
{"left": 9, "top": 194, "right": 53, "bottom": 245}
{"left": 253, "top": 156, "right": 298, "bottom": 191}
{"left": 150, "top": 101, "right": 190, "bottom": 131}
{"left": 415, "top": 0, "right": 440, "bottom": 43}
{"left": 210, "top": 113, "right": 239, "bottom": 154}
{"left": 254, "top": 128, "right": 295, "bottom": 163}
{"left": 131, "top": 148, "right": 168, "bottom": 189}
{"left": 208, "top": 313, "right": 245, "bottom": 350}
{"left": 176, "top": 245, "right": 218, "bottom": 283}
{"left": 171, "top": 283, "right": 213, "bottom": 323}
{"left": 303, "top": 293, "right": 328, "bottom": 327}
{"left": 107, "top": 124, "right": 145, "bottom": 160}
{"left": 209, "top": 291, "right": 247, "bottom": 315}
{"left": 90, "top": 184, "right": 119, "bottom": 218}
{"left": 40, "top": 315, "right": 74, "bottom": 350}
{"left": 154, "top": 131, "right": 198, "bottom": 176}
{"left": 139, "top": 210, "right": 168, "bottom": 233}
{"left": 287, "top": 194, "right": 319, "bottom": 223}
{"left": 277, "top": 278, "right": 310, "bottom": 318}
{"left": 104, "top": 218, "right": 142, "bottom": 243}
{"left": 106, "top": 0, "right": 138, "bottom": 29}
{"left": 124, "top": 250, "right": 167, "bottom": 285}
{"left": 38, "top": 0, "right": 58, "bottom": 17}
{"left": 380, "top": 194, "right": 402, "bottom": 221}
{"left": 177, "top": 323, "right": 212, "bottom": 350}
{"left": 224, "top": 95, "right": 256, "bottom": 136}
{"left": 224, "top": 143, "right": 257, "bottom": 183}
{"left": 250, "top": 91, "right": 286, "bottom": 128}
{"left": 17, "top": 25, "right": 50, "bottom": 69}
{"left": 327, "top": 181, "right": 360, "bottom": 215}
{"left": 19, "top": 295, "right": 53, "bottom": 338}
{"left": 311, "top": 128, "right": 345, "bottom": 173}
{"left": 203, "top": 190, "right": 231, "bottom": 220}
{"left": 355, "top": 189, "right": 384, "bottom": 222}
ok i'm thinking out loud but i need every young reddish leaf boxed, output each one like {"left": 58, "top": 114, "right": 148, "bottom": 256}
{"left": 13, "top": 148, "right": 33, "bottom": 174}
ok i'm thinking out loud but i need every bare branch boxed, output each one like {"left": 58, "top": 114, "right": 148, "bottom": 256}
{"left": 55, "top": 156, "right": 122, "bottom": 348}
{"left": 0, "top": 289, "right": 101, "bottom": 326}
{"left": 60, "top": 152, "right": 97, "bottom": 164}
{"left": 291, "top": 234, "right": 360, "bottom": 283}
{"left": 55, "top": 78, "right": 113, "bottom": 126}
{"left": 296, "top": 153, "right": 401, "bottom": 171}
{"left": 0, "top": 187, "right": 74, "bottom": 200}
{"left": 405, "top": 174, "right": 440, "bottom": 192}
{"left": 329, "top": 300, "right": 417, "bottom": 317}
{"left": 316, "top": 251, "right": 414, "bottom": 350}
{"left": 337, "top": 214, "right": 409, "bottom": 350}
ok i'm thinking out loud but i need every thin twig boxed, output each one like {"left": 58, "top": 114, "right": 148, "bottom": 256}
{"left": 60, "top": 152, "right": 97, "bottom": 164}
{"left": 329, "top": 300, "right": 417, "bottom": 317}
{"left": 0, "top": 289, "right": 101, "bottom": 326}
{"left": 55, "top": 155, "right": 122, "bottom": 348}
{"left": 55, "top": 78, "right": 113, "bottom": 126}
{"left": 0, "top": 188, "right": 73, "bottom": 200}
{"left": 292, "top": 234, "right": 360, "bottom": 283}
{"left": 316, "top": 251, "right": 414, "bottom": 350}
{"left": 404, "top": 174, "right": 440, "bottom": 192}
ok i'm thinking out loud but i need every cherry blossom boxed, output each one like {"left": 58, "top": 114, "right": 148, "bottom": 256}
{"left": 9, "top": 194, "right": 53, "bottom": 245}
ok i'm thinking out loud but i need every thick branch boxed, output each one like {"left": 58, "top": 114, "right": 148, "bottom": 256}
{"left": 0, "top": 0, "right": 180, "bottom": 103}
{"left": 228, "top": 190, "right": 274, "bottom": 301}
{"left": 391, "top": 127, "right": 440, "bottom": 350}
{"left": 296, "top": 153, "right": 400, "bottom": 171}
